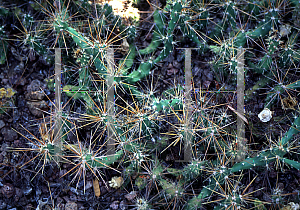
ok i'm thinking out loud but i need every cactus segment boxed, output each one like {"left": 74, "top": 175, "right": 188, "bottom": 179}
{"left": 283, "top": 158, "right": 300, "bottom": 170}
{"left": 0, "top": 25, "right": 8, "bottom": 64}
{"left": 139, "top": 10, "right": 166, "bottom": 55}
{"left": 280, "top": 115, "right": 300, "bottom": 146}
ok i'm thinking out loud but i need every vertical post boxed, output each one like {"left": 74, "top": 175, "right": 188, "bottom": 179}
{"left": 235, "top": 48, "right": 246, "bottom": 162}
{"left": 177, "top": 48, "right": 193, "bottom": 162}
{"left": 54, "top": 48, "right": 62, "bottom": 158}
{"left": 106, "top": 47, "right": 116, "bottom": 161}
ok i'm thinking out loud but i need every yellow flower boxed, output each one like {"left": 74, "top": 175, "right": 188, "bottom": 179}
{"left": 6, "top": 88, "right": 15, "bottom": 98}
{"left": 0, "top": 88, "right": 6, "bottom": 98}
{"left": 0, "top": 88, "right": 15, "bottom": 99}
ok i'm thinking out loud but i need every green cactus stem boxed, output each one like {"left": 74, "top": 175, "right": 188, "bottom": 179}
{"left": 139, "top": 10, "right": 166, "bottom": 55}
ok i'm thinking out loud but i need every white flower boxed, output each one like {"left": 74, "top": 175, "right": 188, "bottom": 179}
{"left": 258, "top": 108, "right": 272, "bottom": 122}
{"left": 109, "top": 176, "right": 124, "bottom": 189}
{"left": 288, "top": 202, "right": 299, "bottom": 210}
{"left": 280, "top": 24, "right": 292, "bottom": 37}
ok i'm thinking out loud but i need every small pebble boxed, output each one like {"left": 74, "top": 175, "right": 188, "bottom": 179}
{"left": 0, "top": 200, "right": 6, "bottom": 210}
{"left": 65, "top": 201, "right": 78, "bottom": 210}
{"left": 1, "top": 183, "right": 15, "bottom": 198}
{"left": 125, "top": 191, "right": 137, "bottom": 201}
{"left": 110, "top": 200, "right": 119, "bottom": 210}
{"left": 1, "top": 128, "right": 18, "bottom": 142}
{"left": 119, "top": 201, "right": 127, "bottom": 210}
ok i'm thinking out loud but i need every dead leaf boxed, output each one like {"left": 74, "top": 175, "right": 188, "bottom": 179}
{"left": 93, "top": 179, "right": 100, "bottom": 197}
{"left": 227, "top": 105, "right": 248, "bottom": 124}
{"left": 281, "top": 96, "right": 297, "bottom": 110}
